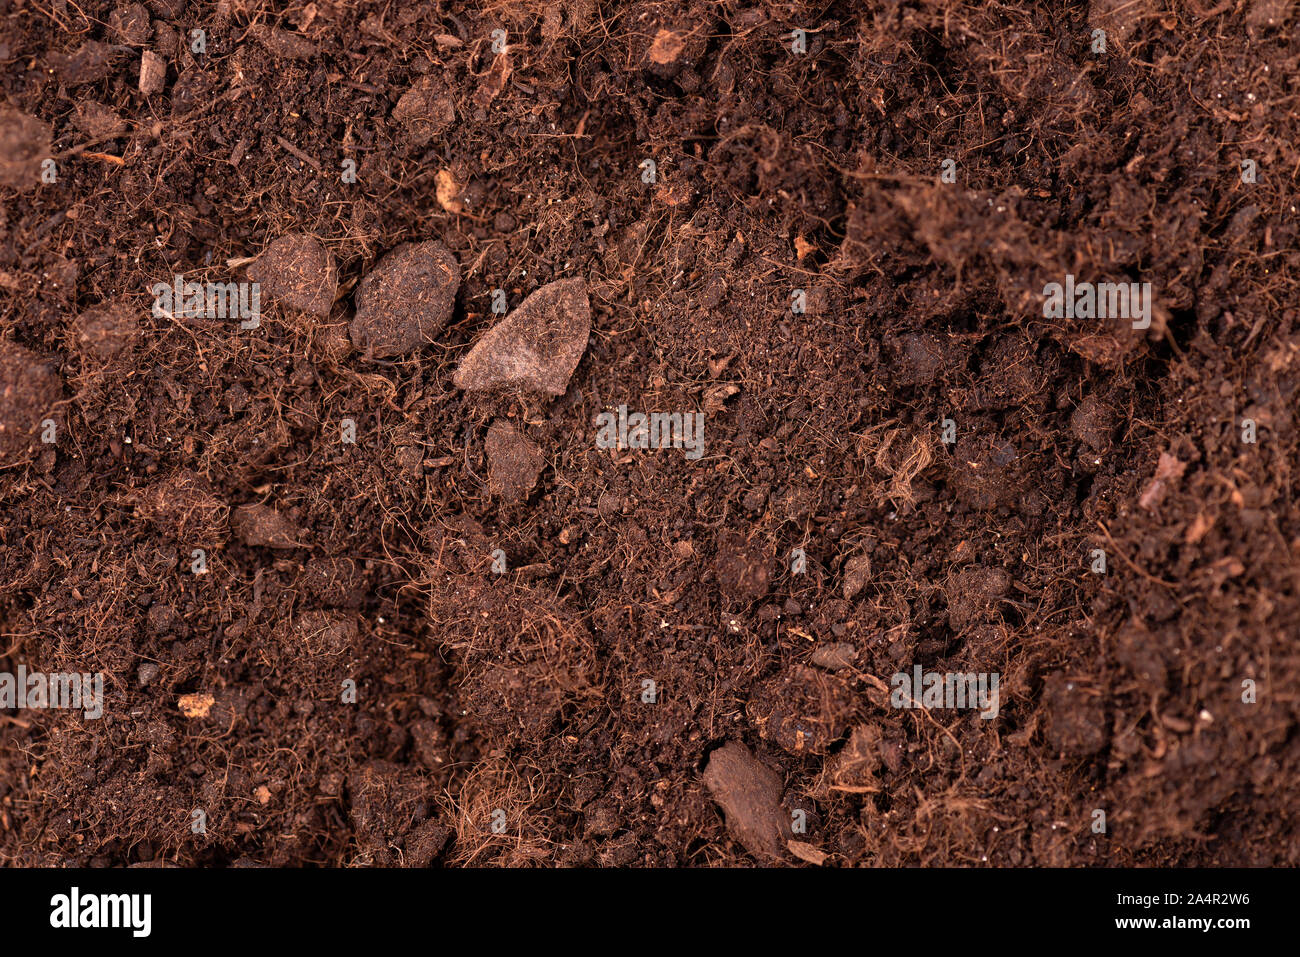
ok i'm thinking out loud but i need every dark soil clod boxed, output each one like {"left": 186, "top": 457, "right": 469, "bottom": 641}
{"left": 703, "top": 741, "right": 793, "bottom": 864}
{"left": 0, "top": 107, "right": 51, "bottom": 190}
{"left": 247, "top": 234, "right": 339, "bottom": 318}
{"left": 0, "top": 339, "right": 61, "bottom": 458}
{"left": 350, "top": 241, "right": 459, "bottom": 358}
{"left": 484, "top": 420, "right": 545, "bottom": 503}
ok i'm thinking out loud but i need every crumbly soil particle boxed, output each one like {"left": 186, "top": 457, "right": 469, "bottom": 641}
{"left": 1, "top": 2, "right": 1298, "bottom": 867}
{"left": 246, "top": 234, "right": 338, "bottom": 318}
{"left": 484, "top": 420, "right": 546, "bottom": 503}
{"left": 0, "top": 339, "right": 61, "bottom": 458}
{"left": 0, "top": 107, "right": 52, "bottom": 190}
{"left": 350, "top": 241, "right": 460, "bottom": 358}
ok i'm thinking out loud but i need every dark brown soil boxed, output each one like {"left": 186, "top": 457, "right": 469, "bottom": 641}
{"left": 2, "top": 1, "right": 1299, "bottom": 867}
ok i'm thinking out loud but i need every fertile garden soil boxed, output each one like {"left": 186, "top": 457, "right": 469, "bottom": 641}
{"left": 2, "top": 0, "right": 1298, "bottom": 867}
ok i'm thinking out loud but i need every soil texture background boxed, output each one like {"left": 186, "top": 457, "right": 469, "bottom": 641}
{"left": 2, "top": 0, "right": 1299, "bottom": 866}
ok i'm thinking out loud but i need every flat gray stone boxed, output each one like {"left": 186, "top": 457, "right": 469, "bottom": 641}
{"left": 453, "top": 277, "right": 590, "bottom": 396}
